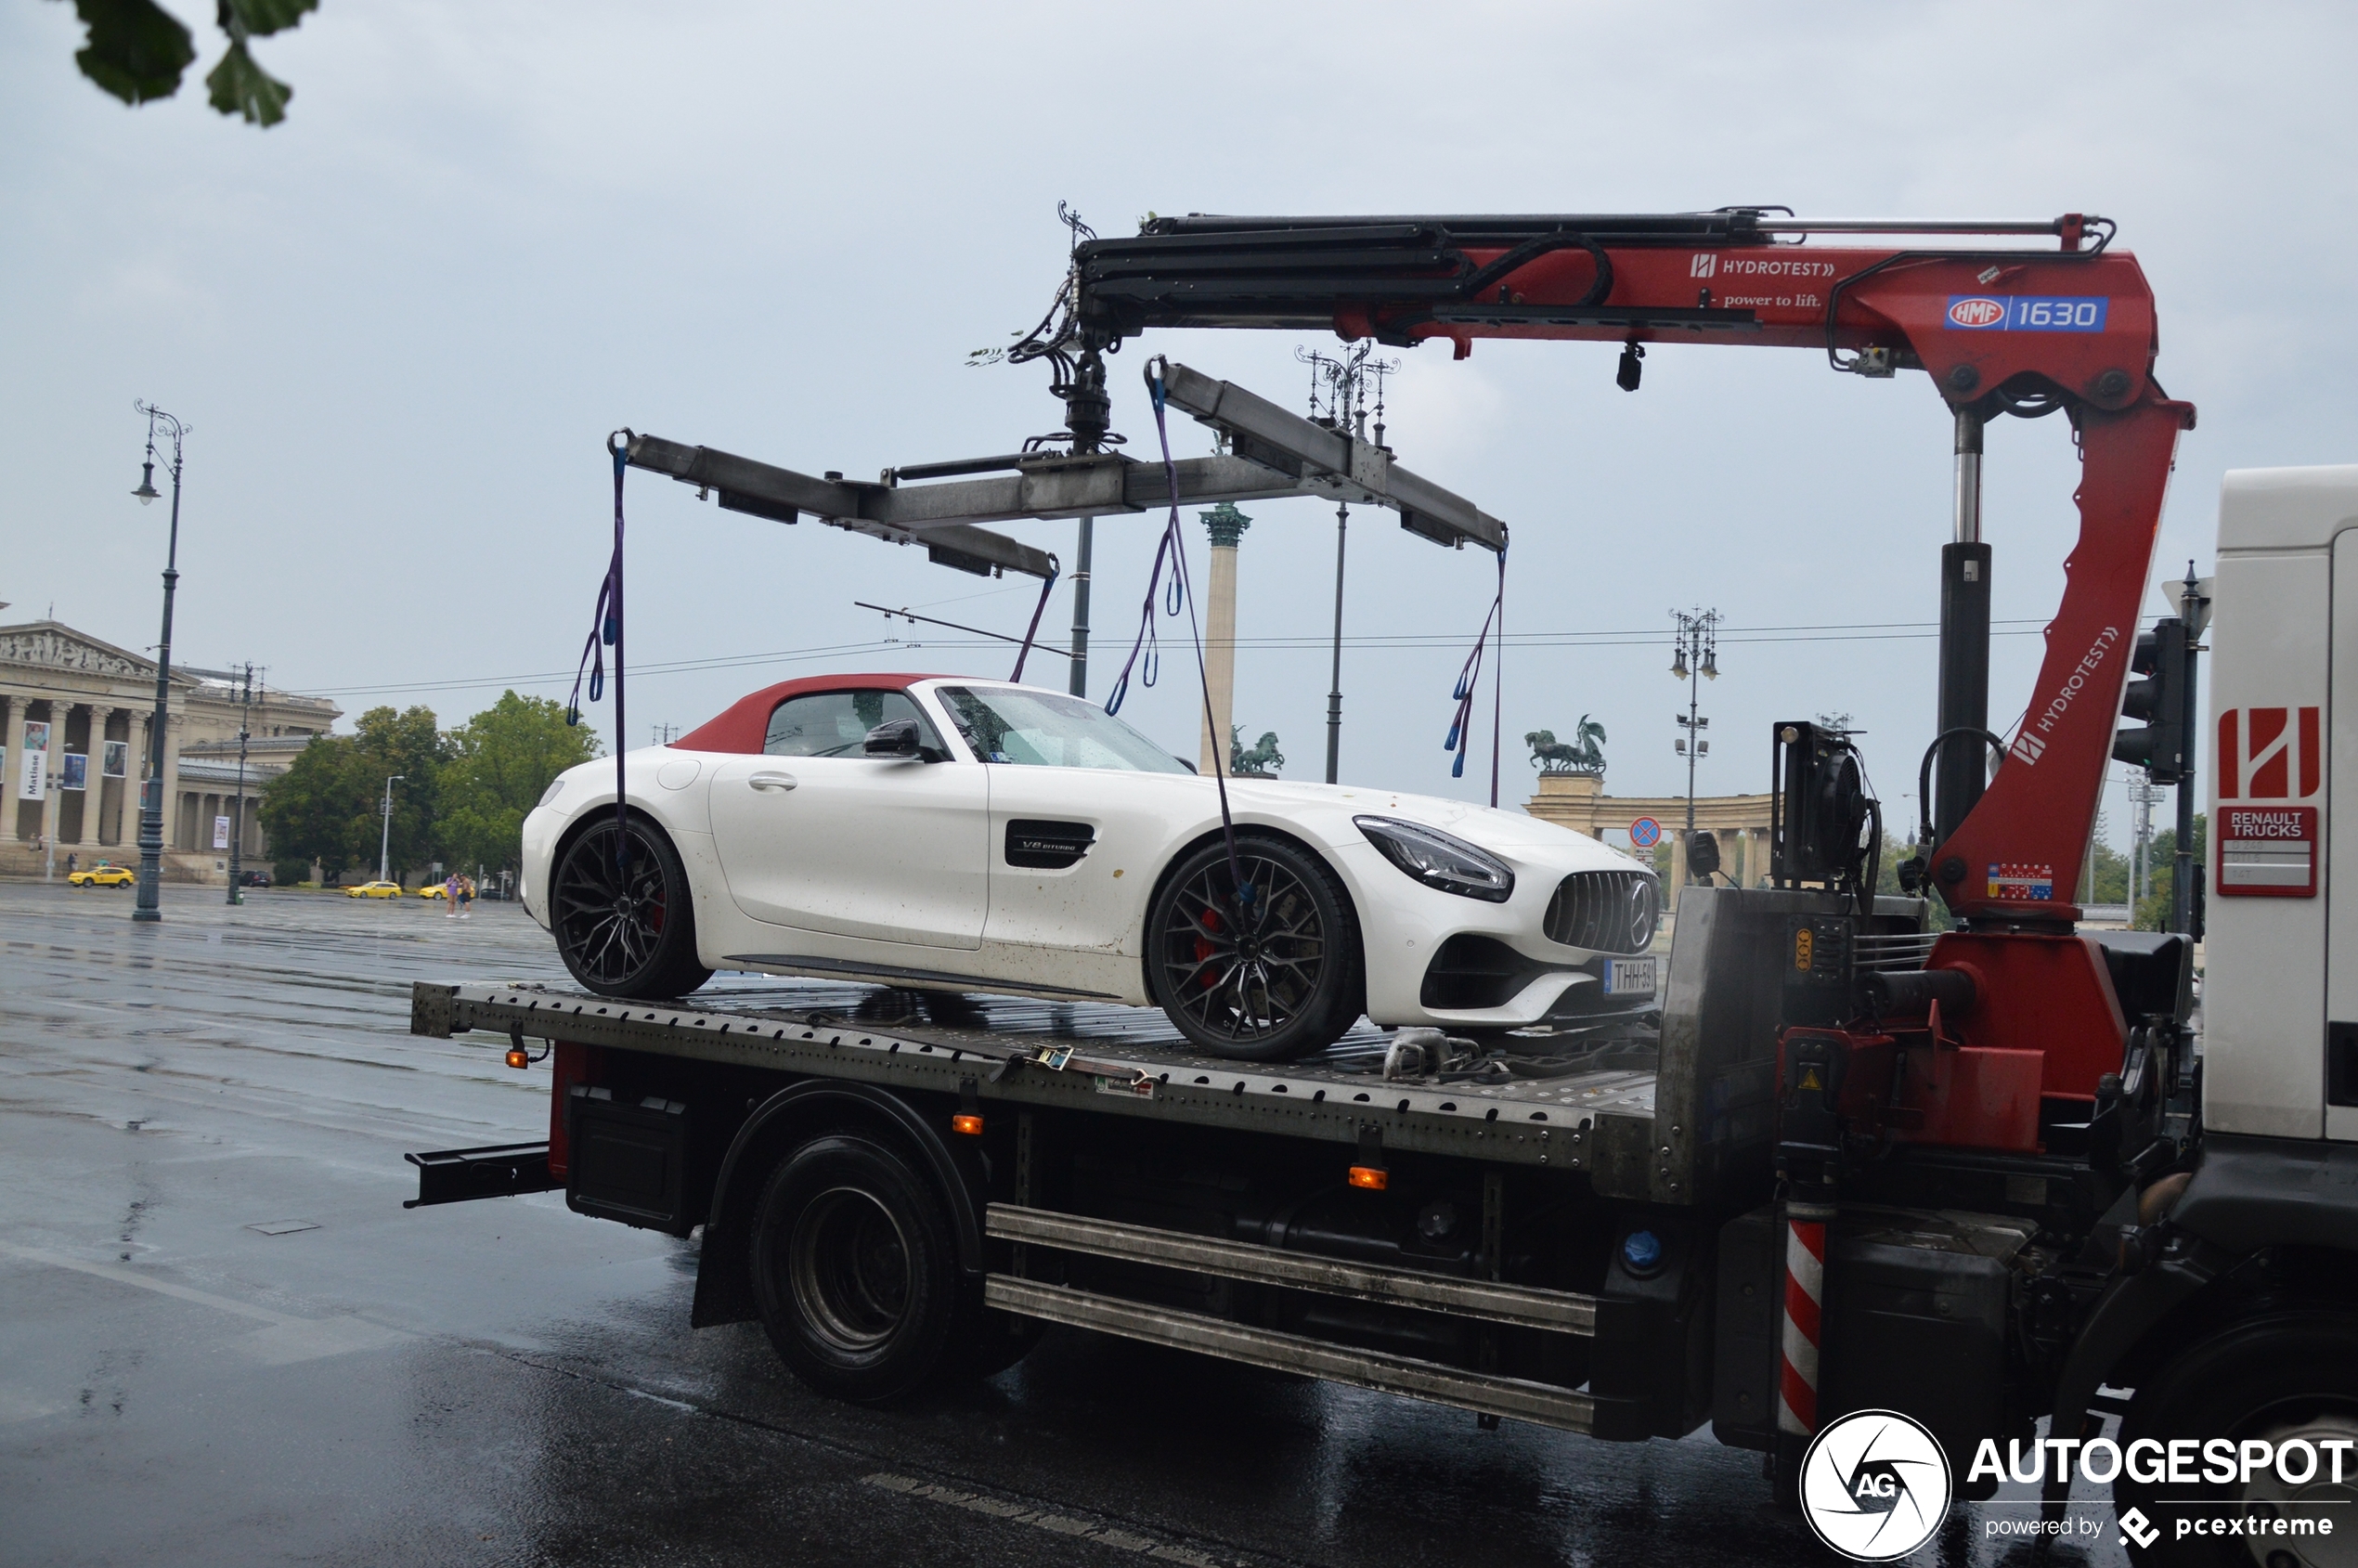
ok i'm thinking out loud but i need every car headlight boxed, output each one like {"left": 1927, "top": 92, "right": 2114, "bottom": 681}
{"left": 1354, "top": 816, "right": 1515, "bottom": 902}
{"left": 538, "top": 778, "right": 565, "bottom": 808}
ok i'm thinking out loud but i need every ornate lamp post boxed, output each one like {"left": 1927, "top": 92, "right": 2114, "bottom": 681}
{"left": 129, "top": 402, "right": 187, "bottom": 924}
{"left": 1669, "top": 607, "right": 1721, "bottom": 854}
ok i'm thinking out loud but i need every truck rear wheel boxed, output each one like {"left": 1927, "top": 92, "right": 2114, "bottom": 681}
{"left": 748, "top": 1134, "right": 965, "bottom": 1403}
{"left": 2115, "top": 1310, "right": 2358, "bottom": 1566}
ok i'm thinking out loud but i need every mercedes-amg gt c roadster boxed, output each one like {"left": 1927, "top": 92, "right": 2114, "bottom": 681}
{"left": 521, "top": 674, "right": 1661, "bottom": 1060}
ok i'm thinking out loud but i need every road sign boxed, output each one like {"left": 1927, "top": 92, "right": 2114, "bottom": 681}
{"left": 1630, "top": 817, "right": 1662, "bottom": 849}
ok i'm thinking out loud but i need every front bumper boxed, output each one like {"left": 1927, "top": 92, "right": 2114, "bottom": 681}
{"left": 1338, "top": 844, "right": 1654, "bottom": 1029}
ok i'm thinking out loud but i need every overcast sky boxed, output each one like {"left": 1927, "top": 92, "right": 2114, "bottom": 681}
{"left": 7, "top": 1, "right": 2355, "bottom": 853}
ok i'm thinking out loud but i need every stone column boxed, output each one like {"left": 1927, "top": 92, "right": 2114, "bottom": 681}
{"left": 0, "top": 693, "right": 19, "bottom": 841}
{"left": 1667, "top": 829, "right": 1691, "bottom": 901}
{"left": 85, "top": 706, "right": 114, "bottom": 845}
{"left": 40, "top": 703, "right": 64, "bottom": 849}
{"left": 1198, "top": 502, "right": 1250, "bottom": 774}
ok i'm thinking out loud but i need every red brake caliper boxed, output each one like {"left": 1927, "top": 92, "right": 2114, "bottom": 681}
{"left": 1196, "top": 908, "right": 1220, "bottom": 989}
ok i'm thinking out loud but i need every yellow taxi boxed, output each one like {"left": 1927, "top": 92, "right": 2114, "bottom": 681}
{"left": 68, "top": 862, "right": 136, "bottom": 888}
{"left": 418, "top": 884, "right": 447, "bottom": 900}
{"left": 344, "top": 880, "right": 405, "bottom": 899}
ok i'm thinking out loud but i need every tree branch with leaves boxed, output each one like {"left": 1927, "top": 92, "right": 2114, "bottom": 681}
{"left": 56, "top": 0, "right": 318, "bottom": 126}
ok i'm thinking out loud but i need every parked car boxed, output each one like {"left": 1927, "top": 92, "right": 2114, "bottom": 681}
{"left": 239, "top": 869, "right": 272, "bottom": 888}
{"left": 68, "top": 862, "right": 135, "bottom": 888}
{"left": 418, "top": 884, "right": 447, "bottom": 900}
{"left": 344, "top": 880, "right": 404, "bottom": 900}
{"left": 519, "top": 674, "right": 1660, "bottom": 1060}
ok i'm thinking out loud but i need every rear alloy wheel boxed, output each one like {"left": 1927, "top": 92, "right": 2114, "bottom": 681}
{"left": 749, "top": 1134, "right": 964, "bottom": 1403}
{"left": 551, "top": 814, "right": 712, "bottom": 999}
{"left": 1147, "top": 836, "right": 1360, "bottom": 1061}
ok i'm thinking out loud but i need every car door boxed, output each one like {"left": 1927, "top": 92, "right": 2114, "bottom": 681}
{"left": 979, "top": 764, "right": 1203, "bottom": 955}
{"left": 706, "top": 690, "right": 989, "bottom": 951}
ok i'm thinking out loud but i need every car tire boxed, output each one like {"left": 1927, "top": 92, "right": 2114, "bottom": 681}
{"left": 550, "top": 812, "right": 713, "bottom": 999}
{"left": 1146, "top": 834, "right": 1362, "bottom": 1061}
{"left": 2114, "top": 1310, "right": 2358, "bottom": 1566}
{"left": 748, "top": 1134, "right": 967, "bottom": 1404}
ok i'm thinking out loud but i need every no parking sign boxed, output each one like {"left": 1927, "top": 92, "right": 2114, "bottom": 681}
{"left": 1629, "top": 817, "right": 1662, "bottom": 849}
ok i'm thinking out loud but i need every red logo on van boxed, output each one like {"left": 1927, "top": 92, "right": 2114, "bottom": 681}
{"left": 1948, "top": 297, "right": 2007, "bottom": 329}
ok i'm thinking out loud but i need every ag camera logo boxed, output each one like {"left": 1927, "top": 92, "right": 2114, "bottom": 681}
{"left": 1801, "top": 1409, "right": 1954, "bottom": 1562}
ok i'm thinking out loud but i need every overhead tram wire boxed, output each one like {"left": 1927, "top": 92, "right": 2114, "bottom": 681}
{"left": 277, "top": 616, "right": 2050, "bottom": 705}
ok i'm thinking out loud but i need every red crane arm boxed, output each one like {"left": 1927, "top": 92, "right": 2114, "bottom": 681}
{"left": 1070, "top": 212, "right": 2196, "bottom": 918}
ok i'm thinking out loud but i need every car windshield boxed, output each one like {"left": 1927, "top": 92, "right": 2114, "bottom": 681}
{"left": 934, "top": 687, "right": 1190, "bottom": 773}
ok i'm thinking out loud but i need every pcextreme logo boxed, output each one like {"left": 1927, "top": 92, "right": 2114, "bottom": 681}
{"left": 1801, "top": 1409, "right": 1952, "bottom": 1562}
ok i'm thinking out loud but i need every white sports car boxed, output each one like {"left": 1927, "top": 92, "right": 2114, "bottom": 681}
{"left": 520, "top": 674, "right": 1661, "bottom": 1060}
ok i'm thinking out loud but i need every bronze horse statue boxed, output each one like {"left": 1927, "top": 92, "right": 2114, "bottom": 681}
{"left": 1526, "top": 716, "right": 1607, "bottom": 774}
{"left": 1230, "top": 727, "right": 1284, "bottom": 777}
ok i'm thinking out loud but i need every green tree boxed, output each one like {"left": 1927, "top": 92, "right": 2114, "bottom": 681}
{"left": 257, "top": 733, "right": 358, "bottom": 880}
{"left": 2135, "top": 813, "right": 2209, "bottom": 931}
{"left": 2079, "top": 810, "right": 2133, "bottom": 907}
{"left": 350, "top": 705, "right": 448, "bottom": 879}
{"left": 51, "top": 0, "right": 319, "bottom": 126}
{"left": 437, "top": 693, "right": 602, "bottom": 875}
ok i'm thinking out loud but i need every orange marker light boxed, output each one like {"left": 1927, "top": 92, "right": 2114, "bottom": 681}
{"left": 505, "top": 1048, "right": 530, "bottom": 1069}
{"left": 952, "top": 1113, "right": 985, "bottom": 1136}
{"left": 1347, "top": 1165, "right": 1388, "bottom": 1190}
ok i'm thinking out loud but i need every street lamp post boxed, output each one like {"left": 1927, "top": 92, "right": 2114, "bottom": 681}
{"left": 227, "top": 664, "right": 254, "bottom": 904}
{"left": 130, "top": 402, "right": 187, "bottom": 924}
{"left": 1669, "top": 607, "right": 1722, "bottom": 856}
{"left": 379, "top": 774, "right": 405, "bottom": 886}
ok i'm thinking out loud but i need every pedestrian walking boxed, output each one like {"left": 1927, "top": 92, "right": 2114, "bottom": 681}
{"left": 458, "top": 874, "right": 474, "bottom": 920}
{"left": 66, "top": 852, "right": 76, "bottom": 876}
{"left": 444, "top": 871, "right": 460, "bottom": 918}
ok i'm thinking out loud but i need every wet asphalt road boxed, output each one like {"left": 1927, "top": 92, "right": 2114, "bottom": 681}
{"left": 0, "top": 882, "right": 2121, "bottom": 1567}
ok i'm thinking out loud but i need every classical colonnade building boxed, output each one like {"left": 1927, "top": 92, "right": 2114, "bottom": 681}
{"left": 0, "top": 620, "right": 339, "bottom": 881}
{"left": 1523, "top": 771, "right": 1776, "bottom": 898}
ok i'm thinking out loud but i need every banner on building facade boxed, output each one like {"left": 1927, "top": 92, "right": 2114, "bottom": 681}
{"left": 61, "top": 753, "right": 86, "bottom": 791}
{"left": 18, "top": 722, "right": 49, "bottom": 801}
{"left": 103, "top": 741, "right": 128, "bottom": 779}
{"left": 213, "top": 815, "right": 232, "bottom": 850}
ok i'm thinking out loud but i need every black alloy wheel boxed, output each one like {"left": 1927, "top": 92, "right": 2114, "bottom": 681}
{"left": 2114, "top": 1311, "right": 2358, "bottom": 1567}
{"left": 748, "top": 1134, "right": 966, "bottom": 1403}
{"left": 551, "top": 814, "right": 712, "bottom": 999}
{"left": 1146, "top": 836, "right": 1360, "bottom": 1061}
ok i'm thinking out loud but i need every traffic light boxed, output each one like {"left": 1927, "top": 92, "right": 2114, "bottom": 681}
{"left": 2113, "top": 616, "right": 2188, "bottom": 782}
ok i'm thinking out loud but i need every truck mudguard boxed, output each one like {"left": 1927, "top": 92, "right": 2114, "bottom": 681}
{"left": 690, "top": 1079, "right": 989, "bottom": 1329}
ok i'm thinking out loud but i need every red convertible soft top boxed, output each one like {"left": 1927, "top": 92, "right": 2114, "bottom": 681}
{"left": 672, "top": 672, "right": 958, "bottom": 754}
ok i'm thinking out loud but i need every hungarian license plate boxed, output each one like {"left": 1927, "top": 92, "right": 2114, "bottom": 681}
{"left": 1603, "top": 957, "right": 1657, "bottom": 997}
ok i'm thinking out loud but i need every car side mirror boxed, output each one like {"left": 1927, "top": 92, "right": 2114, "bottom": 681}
{"left": 863, "top": 719, "right": 923, "bottom": 758}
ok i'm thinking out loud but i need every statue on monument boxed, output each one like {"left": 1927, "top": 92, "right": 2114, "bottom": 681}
{"left": 1229, "top": 726, "right": 1284, "bottom": 777}
{"left": 1526, "top": 716, "right": 1607, "bottom": 775}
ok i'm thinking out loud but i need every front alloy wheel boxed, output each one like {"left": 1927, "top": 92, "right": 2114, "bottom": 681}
{"left": 1147, "top": 836, "right": 1359, "bottom": 1061}
{"left": 551, "top": 814, "right": 712, "bottom": 999}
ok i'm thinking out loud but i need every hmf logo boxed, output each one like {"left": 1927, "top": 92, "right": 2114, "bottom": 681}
{"left": 2219, "top": 707, "right": 2321, "bottom": 801}
{"left": 1690, "top": 253, "right": 1717, "bottom": 279}
{"left": 1948, "top": 297, "right": 2007, "bottom": 328}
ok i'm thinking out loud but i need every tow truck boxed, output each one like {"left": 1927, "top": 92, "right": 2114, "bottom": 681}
{"left": 407, "top": 210, "right": 2357, "bottom": 1563}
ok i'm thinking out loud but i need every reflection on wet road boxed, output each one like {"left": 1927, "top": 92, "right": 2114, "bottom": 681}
{"left": 0, "top": 885, "right": 2105, "bottom": 1566}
